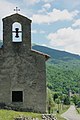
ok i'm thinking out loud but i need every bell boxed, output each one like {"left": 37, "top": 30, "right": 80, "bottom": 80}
{"left": 15, "top": 28, "right": 19, "bottom": 38}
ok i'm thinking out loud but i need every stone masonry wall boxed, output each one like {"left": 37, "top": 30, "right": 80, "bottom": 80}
{"left": 0, "top": 13, "right": 47, "bottom": 113}
{"left": 0, "top": 49, "right": 46, "bottom": 113}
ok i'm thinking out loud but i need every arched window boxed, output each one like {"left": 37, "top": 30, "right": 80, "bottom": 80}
{"left": 12, "top": 22, "right": 22, "bottom": 42}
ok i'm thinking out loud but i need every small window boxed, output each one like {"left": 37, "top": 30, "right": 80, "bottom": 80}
{"left": 12, "top": 91, "right": 23, "bottom": 102}
{"left": 12, "top": 22, "right": 22, "bottom": 42}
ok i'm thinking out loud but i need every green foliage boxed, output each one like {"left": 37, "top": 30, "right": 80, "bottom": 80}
{"left": 72, "top": 94, "right": 80, "bottom": 105}
{"left": 55, "top": 98, "right": 61, "bottom": 104}
{"left": 77, "top": 101, "right": 80, "bottom": 107}
{"left": 47, "top": 88, "right": 55, "bottom": 113}
{"left": 47, "top": 88, "right": 54, "bottom": 105}
{"left": 53, "top": 93, "right": 58, "bottom": 101}
{"left": 33, "top": 45, "right": 80, "bottom": 95}
{"left": 46, "top": 63, "right": 80, "bottom": 94}
{"left": 77, "top": 108, "right": 80, "bottom": 114}
{"left": 34, "top": 45, "right": 80, "bottom": 106}
{"left": 64, "top": 96, "right": 70, "bottom": 105}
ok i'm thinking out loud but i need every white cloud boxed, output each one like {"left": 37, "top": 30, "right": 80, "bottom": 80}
{"left": 23, "top": 0, "right": 55, "bottom": 5}
{"left": 32, "top": 9, "right": 79, "bottom": 24}
{"left": 63, "top": 0, "right": 80, "bottom": 8}
{"left": 23, "top": 0, "right": 40, "bottom": 5}
{"left": 42, "top": 0, "right": 55, "bottom": 3}
{"left": 43, "top": 3, "right": 51, "bottom": 9}
{"left": 38, "top": 8, "right": 47, "bottom": 13}
{"left": 72, "top": 19, "right": 80, "bottom": 27}
{"left": 31, "top": 29, "right": 45, "bottom": 34}
{"left": 31, "top": 30, "right": 37, "bottom": 33}
{"left": 47, "top": 27, "right": 80, "bottom": 55}
{"left": 0, "top": 1, "right": 16, "bottom": 18}
{"left": 38, "top": 3, "right": 51, "bottom": 13}
{"left": 0, "top": 0, "right": 16, "bottom": 39}
{"left": 39, "top": 30, "right": 45, "bottom": 34}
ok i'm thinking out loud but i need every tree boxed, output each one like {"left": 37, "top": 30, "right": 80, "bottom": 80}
{"left": 72, "top": 94, "right": 80, "bottom": 105}
{"left": 53, "top": 93, "right": 58, "bottom": 101}
{"left": 64, "top": 95, "right": 70, "bottom": 105}
{"left": 47, "top": 88, "right": 55, "bottom": 113}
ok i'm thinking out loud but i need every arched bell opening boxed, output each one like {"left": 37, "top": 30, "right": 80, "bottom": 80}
{"left": 12, "top": 22, "right": 22, "bottom": 42}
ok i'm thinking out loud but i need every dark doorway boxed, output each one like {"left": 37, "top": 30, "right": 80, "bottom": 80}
{"left": 12, "top": 91, "right": 23, "bottom": 102}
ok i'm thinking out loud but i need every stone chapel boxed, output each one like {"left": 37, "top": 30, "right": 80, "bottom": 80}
{"left": 0, "top": 13, "right": 49, "bottom": 113}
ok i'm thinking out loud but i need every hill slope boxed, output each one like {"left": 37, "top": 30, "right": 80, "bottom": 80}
{"left": 32, "top": 45, "right": 80, "bottom": 94}
{"left": 32, "top": 45, "right": 80, "bottom": 62}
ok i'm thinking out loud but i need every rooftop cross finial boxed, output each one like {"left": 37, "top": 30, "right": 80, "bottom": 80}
{"left": 14, "top": 7, "right": 20, "bottom": 13}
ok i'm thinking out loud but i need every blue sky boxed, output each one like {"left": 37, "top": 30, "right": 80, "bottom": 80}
{"left": 0, "top": 0, "right": 80, "bottom": 55}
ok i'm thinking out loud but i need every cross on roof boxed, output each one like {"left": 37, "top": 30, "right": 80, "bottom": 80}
{"left": 14, "top": 7, "right": 20, "bottom": 13}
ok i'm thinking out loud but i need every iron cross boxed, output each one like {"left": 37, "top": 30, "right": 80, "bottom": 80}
{"left": 14, "top": 7, "right": 20, "bottom": 13}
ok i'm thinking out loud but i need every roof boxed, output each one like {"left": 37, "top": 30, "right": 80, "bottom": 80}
{"left": 31, "top": 49, "right": 50, "bottom": 61}
{"left": 2, "top": 13, "right": 32, "bottom": 23}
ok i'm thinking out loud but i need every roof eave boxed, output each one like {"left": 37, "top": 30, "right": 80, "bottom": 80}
{"left": 31, "top": 49, "right": 50, "bottom": 61}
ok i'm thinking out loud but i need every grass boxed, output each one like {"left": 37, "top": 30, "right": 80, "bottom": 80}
{"left": 52, "top": 104, "right": 69, "bottom": 120}
{"left": 0, "top": 105, "right": 69, "bottom": 120}
{"left": 56, "top": 114, "right": 66, "bottom": 120}
{"left": 0, "top": 109, "right": 42, "bottom": 120}
{"left": 57, "top": 105, "right": 69, "bottom": 120}
{"left": 76, "top": 108, "right": 80, "bottom": 114}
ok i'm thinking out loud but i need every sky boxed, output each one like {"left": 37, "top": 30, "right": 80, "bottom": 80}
{"left": 0, "top": 0, "right": 80, "bottom": 55}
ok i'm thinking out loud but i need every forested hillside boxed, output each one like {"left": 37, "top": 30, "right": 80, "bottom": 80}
{"left": 33, "top": 45, "right": 80, "bottom": 94}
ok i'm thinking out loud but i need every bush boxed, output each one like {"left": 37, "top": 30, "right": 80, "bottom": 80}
{"left": 64, "top": 96, "right": 70, "bottom": 105}
{"left": 72, "top": 95, "right": 80, "bottom": 105}
{"left": 77, "top": 101, "right": 80, "bottom": 108}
